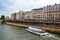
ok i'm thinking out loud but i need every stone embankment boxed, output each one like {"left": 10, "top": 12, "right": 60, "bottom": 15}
{"left": 5, "top": 22, "right": 28, "bottom": 28}
{"left": 5, "top": 22, "right": 60, "bottom": 33}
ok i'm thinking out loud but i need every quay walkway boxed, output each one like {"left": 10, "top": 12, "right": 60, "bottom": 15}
{"left": 5, "top": 22, "right": 60, "bottom": 33}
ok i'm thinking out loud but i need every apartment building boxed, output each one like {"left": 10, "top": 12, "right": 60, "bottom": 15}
{"left": 43, "top": 4, "right": 60, "bottom": 22}
{"left": 23, "top": 11, "right": 33, "bottom": 20}
{"left": 18, "top": 11, "right": 25, "bottom": 20}
{"left": 11, "top": 13, "right": 16, "bottom": 20}
{"left": 10, "top": 3, "right": 60, "bottom": 22}
{"left": 16, "top": 13, "right": 19, "bottom": 20}
{"left": 32, "top": 8, "right": 45, "bottom": 21}
{"left": 6, "top": 16, "right": 10, "bottom": 20}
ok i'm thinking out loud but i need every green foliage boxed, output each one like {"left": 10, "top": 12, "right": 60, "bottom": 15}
{"left": 0, "top": 15, "right": 5, "bottom": 20}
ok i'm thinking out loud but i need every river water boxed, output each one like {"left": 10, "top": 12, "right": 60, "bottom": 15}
{"left": 0, "top": 24, "right": 60, "bottom": 40}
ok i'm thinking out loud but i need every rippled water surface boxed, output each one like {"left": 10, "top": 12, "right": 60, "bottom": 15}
{"left": 0, "top": 24, "right": 60, "bottom": 40}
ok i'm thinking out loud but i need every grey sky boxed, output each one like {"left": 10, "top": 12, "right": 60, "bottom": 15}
{"left": 0, "top": 0, "right": 60, "bottom": 16}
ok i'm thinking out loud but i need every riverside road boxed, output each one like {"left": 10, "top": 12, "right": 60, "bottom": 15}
{"left": 0, "top": 24, "right": 60, "bottom": 40}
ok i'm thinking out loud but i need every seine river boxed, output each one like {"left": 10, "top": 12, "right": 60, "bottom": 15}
{"left": 0, "top": 24, "right": 60, "bottom": 40}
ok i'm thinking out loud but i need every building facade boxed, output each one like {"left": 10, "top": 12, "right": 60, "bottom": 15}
{"left": 32, "top": 8, "right": 45, "bottom": 21}
{"left": 23, "top": 11, "right": 33, "bottom": 20}
{"left": 6, "top": 16, "right": 10, "bottom": 20}
{"left": 10, "top": 3, "right": 60, "bottom": 22}
{"left": 11, "top": 13, "right": 16, "bottom": 20}
{"left": 43, "top": 4, "right": 60, "bottom": 22}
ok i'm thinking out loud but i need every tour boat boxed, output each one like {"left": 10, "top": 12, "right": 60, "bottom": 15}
{"left": 26, "top": 27, "right": 52, "bottom": 37}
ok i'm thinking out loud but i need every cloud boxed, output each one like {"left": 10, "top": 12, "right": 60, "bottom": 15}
{"left": 41, "top": 0, "right": 60, "bottom": 7}
{"left": 0, "top": 0, "right": 60, "bottom": 16}
{"left": 7, "top": 0, "right": 42, "bottom": 11}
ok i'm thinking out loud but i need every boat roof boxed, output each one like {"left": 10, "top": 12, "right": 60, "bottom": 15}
{"left": 28, "top": 27, "right": 43, "bottom": 31}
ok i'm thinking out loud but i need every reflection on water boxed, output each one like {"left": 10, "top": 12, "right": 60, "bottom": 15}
{"left": 0, "top": 24, "right": 60, "bottom": 40}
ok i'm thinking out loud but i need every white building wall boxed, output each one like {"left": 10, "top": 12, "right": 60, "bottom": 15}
{"left": 43, "top": 7, "right": 47, "bottom": 13}
{"left": 56, "top": 4, "right": 60, "bottom": 11}
{"left": 16, "top": 13, "right": 19, "bottom": 20}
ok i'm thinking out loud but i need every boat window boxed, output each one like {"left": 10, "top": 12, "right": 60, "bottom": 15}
{"left": 37, "top": 31, "right": 45, "bottom": 33}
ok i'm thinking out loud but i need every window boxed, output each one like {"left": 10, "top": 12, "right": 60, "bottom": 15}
{"left": 59, "top": 14, "right": 60, "bottom": 17}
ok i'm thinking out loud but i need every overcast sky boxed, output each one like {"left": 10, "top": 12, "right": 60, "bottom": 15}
{"left": 0, "top": 0, "right": 60, "bottom": 16}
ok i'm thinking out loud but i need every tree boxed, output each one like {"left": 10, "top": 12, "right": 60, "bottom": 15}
{"left": 1, "top": 15, "right": 5, "bottom": 20}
